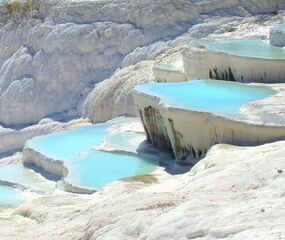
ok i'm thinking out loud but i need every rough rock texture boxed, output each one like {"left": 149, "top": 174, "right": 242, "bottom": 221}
{"left": 0, "top": 0, "right": 284, "bottom": 125}
{"left": 1, "top": 2, "right": 282, "bottom": 158}
{"left": 240, "top": 84, "right": 285, "bottom": 124}
{"left": 1, "top": 140, "right": 285, "bottom": 239}
{"left": 182, "top": 43, "right": 285, "bottom": 83}
{"left": 0, "top": 120, "right": 61, "bottom": 154}
{"left": 152, "top": 51, "right": 187, "bottom": 83}
{"left": 82, "top": 12, "right": 285, "bottom": 124}
{"left": 82, "top": 61, "right": 154, "bottom": 123}
{"left": 1, "top": 2, "right": 285, "bottom": 238}
{"left": 133, "top": 83, "right": 285, "bottom": 160}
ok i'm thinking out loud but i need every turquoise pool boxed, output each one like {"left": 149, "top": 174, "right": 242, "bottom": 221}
{"left": 104, "top": 131, "right": 147, "bottom": 153}
{"left": 25, "top": 118, "right": 159, "bottom": 190}
{"left": 0, "top": 185, "right": 23, "bottom": 209}
{"left": 26, "top": 123, "right": 110, "bottom": 161}
{"left": 205, "top": 39, "right": 285, "bottom": 59}
{"left": 0, "top": 164, "right": 54, "bottom": 192}
{"left": 135, "top": 80, "right": 276, "bottom": 118}
{"left": 65, "top": 151, "right": 158, "bottom": 189}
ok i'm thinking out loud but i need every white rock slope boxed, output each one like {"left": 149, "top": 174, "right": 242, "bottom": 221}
{"left": 0, "top": 140, "right": 285, "bottom": 239}
{"left": 82, "top": 61, "right": 154, "bottom": 123}
{"left": 0, "top": 0, "right": 284, "bottom": 125}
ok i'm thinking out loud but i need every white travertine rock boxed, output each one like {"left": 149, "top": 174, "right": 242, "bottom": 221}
{"left": 82, "top": 61, "right": 154, "bottom": 123}
{"left": 0, "top": 0, "right": 284, "bottom": 125}
{"left": 1, "top": 140, "right": 285, "bottom": 239}
{"left": 0, "top": 118, "right": 90, "bottom": 154}
{"left": 153, "top": 63, "right": 187, "bottom": 83}
{"left": 0, "top": 122, "right": 61, "bottom": 154}
{"left": 133, "top": 83, "right": 285, "bottom": 160}
{"left": 84, "top": 14, "right": 285, "bottom": 123}
{"left": 182, "top": 43, "right": 285, "bottom": 83}
{"left": 0, "top": 2, "right": 285, "bottom": 238}
{"left": 22, "top": 146, "right": 68, "bottom": 177}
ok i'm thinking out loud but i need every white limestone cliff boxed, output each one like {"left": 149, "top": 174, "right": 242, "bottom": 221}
{"left": 182, "top": 43, "right": 285, "bottom": 83}
{"left": 133, "top": 83, "right": 285, "bottom": 161}
{"left": 0, "top": 0, "right": 284, "bottom": 125}
{"left": 0, "top": 1, "right": 285, "bottom": 239}
{"left": 1, "top": 0, "right": 281, "bottom": 157}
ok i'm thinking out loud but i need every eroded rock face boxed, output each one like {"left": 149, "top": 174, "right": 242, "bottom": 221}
{"left": 0, "top": 0, "right": 284, "bottom": 125}
{"left": 140, "top": 106, "right": 172, "bottom": 149}
{"left": 81, "top": 61, "right": 154, "bottom": 123}
{"left": 182, "top": 43, "right": 285, "bottom": 84}
{"left": 133, "top": 83, "right": 285, "bottom": 161}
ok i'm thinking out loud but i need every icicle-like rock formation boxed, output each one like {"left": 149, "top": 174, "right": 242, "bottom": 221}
{"left": 133, "top": 80, "right": 285, "bottom": 161}
{"left": 0, "top": 0, "right": 285, "bottom": 125}
{"left": 182, "top": 39, "right": 285, "bottom": 83}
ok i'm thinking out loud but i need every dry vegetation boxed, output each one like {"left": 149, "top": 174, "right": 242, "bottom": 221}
{"left": 0, "top": 0, "right": 41, "bottom": 23}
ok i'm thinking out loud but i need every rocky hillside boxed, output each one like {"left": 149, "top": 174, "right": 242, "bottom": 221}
{"left": 0, "top": 1, "right": 285, "bottom": 239}
{"left": 0, "top": 0, "right": 284, "bottom": 125}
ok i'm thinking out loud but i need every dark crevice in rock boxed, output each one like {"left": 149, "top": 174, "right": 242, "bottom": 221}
{"left": 209, "top": 67, "right": 235, "bottom": 81}
{"left": 228, "top": 67, "right": 235, "bottom": 81}
{"left": 168, "top": 118, "right": 204, "bottom": 161}
{"left": 139, "top": 108, "right": 150, "bottom": 141}
{"left": 141, "top": 106, "right": 172, "bottom": 150}
{"left": 209, "top": 69, "right": 213, "bottom": 79}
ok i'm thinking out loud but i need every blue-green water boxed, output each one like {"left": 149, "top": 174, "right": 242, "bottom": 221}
{"left": 25, "top": 118, "right": 158, "bottom": 189}
{"left": 205, "top": 39, "right": 285, "bottom": 59}
{"left": 26, "top": 123, "right": 110, "bottom": 161}
{"left": 135, "top": 80, "right": 276, "bottom": 118}
{"left": 104, "top": 131, "right": 146, "bottom": 153}
{"left": 0, "top": 185, "right": 23, "bottom": 209}
{"left": 0, "top": 164, "right": 53, "bottom": 191}
{"left": 66, "top": 151, "right": 158, "bottom": 189}
{"left": 0, "top": 164, "right": 37, "bottom": 186}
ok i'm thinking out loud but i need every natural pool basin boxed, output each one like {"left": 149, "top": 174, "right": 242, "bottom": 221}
{"left": 26, "top": 123, "right": 110, "bottom": 161}
{"left": 103, "top": 131, "right": 147, "bottom": 153}
{"left": 0, "top": 164, "right": 54, "bottom": 192}
{"left": 0, "top": 185, "right": 23, "bottom": 209}
{"left": 136, "top": 80, "right": 276, "bottom": 119}
{"left": 65, "top": 151, "right": 158, "bottom": 189}
{"left": 0, "top": 163, "right": 55, "bottom": 209}
{"left": 182, "top": 39, "right": 285, "bottom": 83}
{"left": 23, "top": 118, "right": 159, "bottom": 192}
{"left": 133, "top": 80, "right": 285, "bottom": 160}
{"left": 205, "top": 39, "right": 285, "bottom": 60}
